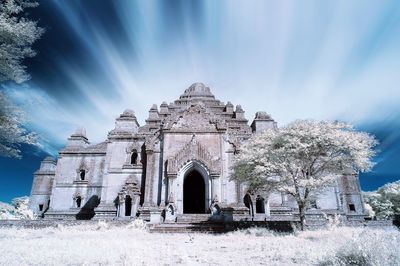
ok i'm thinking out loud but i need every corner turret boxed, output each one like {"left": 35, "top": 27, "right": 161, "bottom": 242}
{"left": 145, "top": 104, "right": 161, "bottom": 131}
{"left": 108, "top": 109, "right": 140, "bottom": 138}
{"left": 66, "top": 128, "right": 90, "bottom": 148}
{"left": 29, "top": 156, "right": 57, "bottom": 216}
{"left": 338, "top": 168, "right": 366, "bottom": 218}
{"left": 251, "top": 112, "right": 277, "bottom": 133}
{"left": 234, "top": 105, "right": 245, "bottom": 120}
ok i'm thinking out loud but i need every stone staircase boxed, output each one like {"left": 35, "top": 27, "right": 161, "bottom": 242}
{"left": 269, "top": 206, "right": 293, "bottom": 216}
{"left": 147, "top": 212, "right": 299, "bottom": 233}
{"left": 174, "top": 214, "right": 213, "bottom": 223}
{"left": 148, "top": 214, "right": 226, "bottom": 233}
{"left": 148, "top": 222, "right": 226, "bottom": 233}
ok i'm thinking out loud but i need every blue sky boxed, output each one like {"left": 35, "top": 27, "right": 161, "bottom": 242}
{"left": 1, "top": 0, "right": 400, "bottom": 202}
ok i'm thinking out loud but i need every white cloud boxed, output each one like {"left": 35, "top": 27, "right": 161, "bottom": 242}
{"left": 5, "top": 1, "right": 400, "bottom": 153}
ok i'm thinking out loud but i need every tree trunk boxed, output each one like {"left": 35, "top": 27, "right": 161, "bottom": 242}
{"left": 298, "top": 203, "right": 306, "bottom": 231}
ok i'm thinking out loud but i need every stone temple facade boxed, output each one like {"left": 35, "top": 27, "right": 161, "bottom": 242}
{"left": 29, "top": 83, "right": 366, "bottom": 222}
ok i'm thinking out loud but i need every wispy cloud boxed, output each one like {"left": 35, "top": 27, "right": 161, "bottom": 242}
{"left": 8, "top": 0, "right": 400, "bottom": 153}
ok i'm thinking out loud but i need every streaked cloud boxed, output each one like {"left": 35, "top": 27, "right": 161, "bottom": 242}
{"left": 4, "top": 1, "right": 400, "bottom": 190}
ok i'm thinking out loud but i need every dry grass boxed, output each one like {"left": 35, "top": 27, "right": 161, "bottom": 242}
{"left": 0, "top": 221, "right": 398, "bottom": 265}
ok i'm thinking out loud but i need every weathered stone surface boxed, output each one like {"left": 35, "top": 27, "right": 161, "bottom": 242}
{"left": 29, "top": 83, "right": 366, "bottom": 224}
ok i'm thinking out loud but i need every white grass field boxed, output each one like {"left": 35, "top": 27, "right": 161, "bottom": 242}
{"left": 0, "top": 221, "right": 399, "bottom": 266}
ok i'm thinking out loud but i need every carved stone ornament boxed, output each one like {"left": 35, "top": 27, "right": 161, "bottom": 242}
{"left": 166, "top": 135, "right": 221, "bottom": 177}
{"left": 118, "top": 176, "right": 141, "bottom": 200}
{"left": 165, "top": 103, "right": 226, "bottom": 132}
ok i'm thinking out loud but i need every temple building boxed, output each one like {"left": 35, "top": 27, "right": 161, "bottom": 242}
{"left": 29, "top": 83, "right": 366, "bottom": 222}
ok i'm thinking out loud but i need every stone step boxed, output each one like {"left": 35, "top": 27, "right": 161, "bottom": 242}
{"left": 148, "top": 223, "right": 226, "bottom": 233}
{"left": 269, "top": 207, "right": 293, "bottom": 216}
{"left": 175, "top": 214, "right": 213, "bottom": 223}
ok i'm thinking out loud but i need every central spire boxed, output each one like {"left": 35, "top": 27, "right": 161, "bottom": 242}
{"left": 179, "top": 82, "right": 215, "bottom": 100}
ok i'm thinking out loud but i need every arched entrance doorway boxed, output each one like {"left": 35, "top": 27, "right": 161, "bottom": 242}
{"left": 256, "top": 195, "right": 265, "bottom": 213}
{"left": 183, "top": 170, "right": 206, "bottom": 213}
{"left": 125, "top": 195, "right": 132, "bottom": 217}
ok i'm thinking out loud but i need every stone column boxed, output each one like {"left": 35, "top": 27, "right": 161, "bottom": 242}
{"left": 334, "top": 185, "right": 342, "bottom": 210}
{"left": 143, "top": 150, "right": 155, "bottom": 206}
{"left": 119, "top": 199, "right": 125, "bottom": 217}
{"left": 251, "top": 194, "right": 256, "bottom": 217}
{"left": 132, "top": 196, "right": 140, "bottom": 217}
{"left": 210, "top": 174, "right": 219, "bottom": 204}
{"left": 236, "top": 181, "right": 241, "bottom": 204}
{"left": 221, "top": 177, "right": 226, "bottom": 203}
{"left": 236, "top": 181, "right": 246, "bottom": 206}
{"left": 140, "top": 150, "right": 156, "bottom": 221}
{"left": 160, "top": 176, "right": 167, "bottom": 207}
{"left": 167, "top": 175, "right": 173, "bottom": 205}
{"left": 265, "top": 197, "right": 271, "bottom": 217}
{"left": 116, "top": 203, "right": 121, "bottom": 217}
{"left": 152, "top": 150, "right": 161, "bottom": 206}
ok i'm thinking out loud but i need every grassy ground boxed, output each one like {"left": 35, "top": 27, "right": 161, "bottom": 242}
{"left": 0, "top": 221, "right": 399, "bottom": 265}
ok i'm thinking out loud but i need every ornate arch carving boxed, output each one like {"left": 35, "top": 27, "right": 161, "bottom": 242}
{"left": 117, "top": 176, "right": 141, "bottom": 217}
{"left": 118, "top": 176, "right": 141, "bottom": 201}
{"left": 166, "top": 135, "right": 221, "bottom": 178}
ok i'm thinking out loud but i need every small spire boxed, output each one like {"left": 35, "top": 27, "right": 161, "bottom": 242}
{"left": 74, "top": 127, "right": 86, "bottom": 137}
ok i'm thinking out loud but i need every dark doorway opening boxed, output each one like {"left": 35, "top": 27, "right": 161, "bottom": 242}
{"left": 183, "top": 170, "right": 206, "bottom": 214}
{"left": 131, "top": 150, "right": 138, "bottom": 165}
{"left": 80, "top": 170, "right": 85, "bottom": 180}
{"left": 256, "top": 196, "right": 265, "bottom": 213}
{"left": 76, "top": 197, "right": 82, "bottom": 208}
{"left": 125, "top": 195, "right": 132, "bottom": 216}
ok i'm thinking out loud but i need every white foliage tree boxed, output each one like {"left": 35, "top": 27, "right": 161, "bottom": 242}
{"left": 364, "top": 180, "right": 400, "bottom": 219}
{"left": 0, "top": 0, "right": 43, "bottom": 158}
{"left": 0, "top": 0, "right": 44, "bottom": 83}
{"left": 364, "top": 202, "right": 375, "bottom": 218}
{"left": 0, "top": 91, "right": 40, "bottom": 158}
{"left": 0, "top": 196, "right": 35, "bottom": 220}
{"left": 379, "top": 180, "right": 400, "bottom": 214}
{"left": 232, "top": 120, "right": 377, "bottom": 230}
